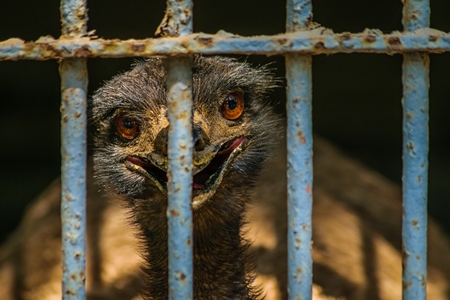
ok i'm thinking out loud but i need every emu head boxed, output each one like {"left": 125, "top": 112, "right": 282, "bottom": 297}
{"left": 91, "top": 56, "right": 280, "bottom": 210}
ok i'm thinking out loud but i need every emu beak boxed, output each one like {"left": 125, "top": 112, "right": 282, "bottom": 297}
{"left": 125, "top": 137, "right": 247, "bottom": 209}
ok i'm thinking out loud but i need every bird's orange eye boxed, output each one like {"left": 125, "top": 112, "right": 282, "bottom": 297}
{"left": 221, "top": 92, "right": 244, "bottom": 120}
{"left": 115, "top": 114, "right": 140, "bottom": 140}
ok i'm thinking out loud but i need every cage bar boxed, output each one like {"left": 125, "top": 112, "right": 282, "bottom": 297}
{"left": 166, "top": 57, "right": 194, "bottom": 300}
{"left": 59, "top": 0, "right": 88, "bottom": 299}
{"left": 3, "top": 30, "right": 450, "bottom": 60}
{"left": 401, "top": 0, "right": 430, "bottom": 299}
{"left": 162, "top": 1, "right": 194, "bottom": 299}
{"left": 286, "top": 1, "right": 314, "bottom": 299}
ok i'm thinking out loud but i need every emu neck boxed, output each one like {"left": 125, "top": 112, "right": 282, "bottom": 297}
{"left": 132, "top": 195, "right": 255, "bottom": 300}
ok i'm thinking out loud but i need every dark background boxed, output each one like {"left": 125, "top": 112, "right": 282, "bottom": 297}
{"left": 0, "top": 1, "right": 449, "bottom": 242}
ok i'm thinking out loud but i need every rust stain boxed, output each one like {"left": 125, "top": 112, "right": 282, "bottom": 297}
{"left": 177, "top": 111, "right": 187, "bottom": 120}
{"left": 74, "top": 45, "right": 92, "bottom": 57}
{"left": 339, "top": 33, "right": 351, "bottom": 41}
{"left": 298, "top": 130, "right": 306, "bottom": 144}
{"left": 295, "top": 267, "right": 303, "bottom": 283}
{"left": 131, "top": 44, "right": 145, "bottom": 52}
{"left": 429, "top": 35, "right": 438, "bottom": 42}
{"left": 100, "top": 41, "right": 120, "bottom": 52}
{"left": 314, "top": 41, "right": 325, "bottom": 50}
{"left": 388, "top": 36, "right": 402, "bottom": 46}
{"left": 170, "top": 209, "right": 180, "bottom": 217}
{"left": 412, "top": 219, "right": 419, "bottom": 228}
{"left": 364, "top": 35, "right": 376, "bottom": 43}
{"left": 196, "top": 36, "right": 213, "bottom": 47}
{"left": 65, "top": 288, "right": 76, "bottom": 295}
{"left": 179, "top": 272, "right": 187, "bottom": 281}
{"left": 295, "top": 237, "right": 301, "bottom": 249}
{"left": 277, "top": 37, "right": 288, "bottom": 45}
{"left": 305, "top": 183, "right": 311, "bottom": 193}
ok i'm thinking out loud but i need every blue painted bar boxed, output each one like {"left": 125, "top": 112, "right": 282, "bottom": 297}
{"left": 402, "top": 1, "right": 430, "bottom": 299}
{"left": 162, "top": 1, "right": 194, "bottom": 299}
{"left": 2, "top": 29, "right": 450, "bottom": 61}
{"left": 60, "top": 58, "right": 88, "bottom": 299}
{"left": 165, "top": 57, "right": 194, "bottom": 300}
{"left": 60, "top": 0, "right": 88, "bottom": 299}
{"left": 286, "top": 1, "right": 313, "bottom": 299}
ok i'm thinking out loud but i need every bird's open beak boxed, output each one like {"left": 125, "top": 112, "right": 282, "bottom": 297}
{"left": 124, "top": 137, "right": 247, "bottom": 209}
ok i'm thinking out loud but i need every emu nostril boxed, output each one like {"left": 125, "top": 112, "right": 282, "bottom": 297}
{"left": 195, "top": 137, "right": 206, "bottom": 151}
{"left": 193, "top": 125, "right": 208, "bottom": 151}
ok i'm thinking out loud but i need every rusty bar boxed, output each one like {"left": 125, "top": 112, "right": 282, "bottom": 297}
{"left": 165, "top": 57, "right": 194, "bottom": 300}
{"left": 402, "top": 1, "right": 430, "bottom": 299}
{"left": 60, "top": 0, "right": 88, "bottom": 299}
{"left": 1, "top": 29, "right": 450, "bottom": 60}
{"left": 286, "top": 1, "right": 313, "bottom": 299}
{"left": 162, "top": 1, "right": 194, "bottom": 299}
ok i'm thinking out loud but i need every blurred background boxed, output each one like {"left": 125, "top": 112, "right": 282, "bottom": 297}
{"left": 0, "top": 0, "right": 449, "bottom": 242}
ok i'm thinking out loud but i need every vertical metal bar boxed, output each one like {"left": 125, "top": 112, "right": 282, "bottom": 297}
{"left": 402, "top": 1, "right": 430, "bottom": 299}
{"left": 159, "top": 1, "right": 194, "bottom": 299}
{"left": 60, "top": 0, "right": 88, "bottom": 299}
{"left": 166, "top": 57, "right": 194, "bottom": 300}
{"left": 286, "top": 1, "right": 313, "bottom": 299}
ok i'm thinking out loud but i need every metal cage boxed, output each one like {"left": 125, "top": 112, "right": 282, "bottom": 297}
{"left": 1, "top": 0, "right": 448, "bottom": 299}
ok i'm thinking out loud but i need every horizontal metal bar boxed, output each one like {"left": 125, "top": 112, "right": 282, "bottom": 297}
{"left": 1, "top": 28, "right": 450, "bottom": 60}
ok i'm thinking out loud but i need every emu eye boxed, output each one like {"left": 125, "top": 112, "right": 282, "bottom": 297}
{"left": 221, "top": 92, "right": 244, "bottom": 120}
{"left": 115, "top": 114, "right": 140, "bottom": 140}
